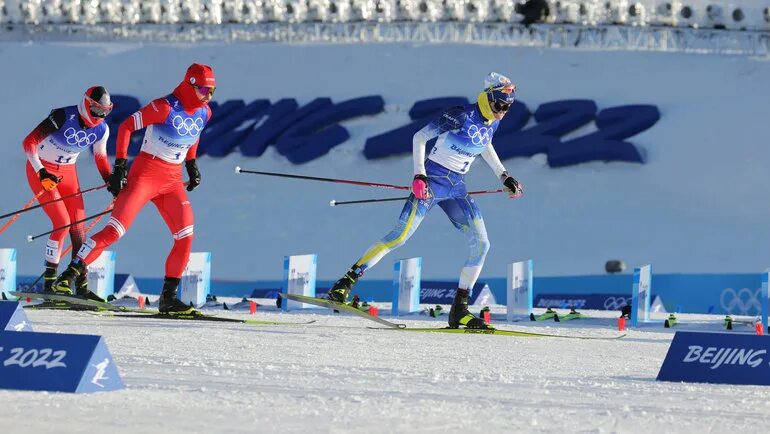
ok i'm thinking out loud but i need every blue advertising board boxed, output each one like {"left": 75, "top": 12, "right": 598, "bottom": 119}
{"left": 0, "top": 331, "right": 124, "bottom": 393}
{"left": 534, "top": 293, "right": 633, "bottom": 310}
{"left": 420, "top": 281, "right": 489, "bottom": 305}
{"left": 0, "top": 301, "right": 33, "bottom": 332}
{"left": 657, "top": 331, "right": 770, "bottom": 386}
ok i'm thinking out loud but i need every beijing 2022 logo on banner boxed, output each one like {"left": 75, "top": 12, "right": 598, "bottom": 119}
{"left": 658, "top": 331, "right": 770, "bottom": 386}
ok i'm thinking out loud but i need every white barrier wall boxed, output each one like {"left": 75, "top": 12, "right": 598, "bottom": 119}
{"left": 0, "top": 43, "right": 768, "bottom": 282}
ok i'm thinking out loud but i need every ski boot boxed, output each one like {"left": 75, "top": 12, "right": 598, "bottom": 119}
{"left": 326, "top": 268, "right": 362, "bottom": 304}
{"left": 448, "top": 288, "right": 492, "bottom": 329}
{"left": 158, "top": 277, "right": 200, "bottom": 315}
{"left": 42, "top": 262, "right": 58, "bottom": 293}
{"left": 51, "top": 261, "right": 85, "bottom": 295}
{"left": 75, "top": 271, "right": 106, "bottom": 303}
{"left": 620, "top": 305, "right": 631, "bottom": 320}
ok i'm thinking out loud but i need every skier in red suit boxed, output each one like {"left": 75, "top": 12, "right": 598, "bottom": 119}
{"left": 54, "top": 64, "right": 215, "bottom": 313}
{"left": 22, "top": 86, "right": 113, "bottom": 297}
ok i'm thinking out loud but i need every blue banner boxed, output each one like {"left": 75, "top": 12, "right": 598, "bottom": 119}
{"left": 534, "top": 293, "right": 634, "bottom": 310}
{"left": 420, "top": 281, "right": 488, "bottom": 305}
{"left": 0, "top": 331, "right": 124, "bottom": 393}
{"left": 657, "top": 331, "right": 770, "bottom": 386}
{"left": 0, "top": 301, "right": 32, "bottom": 332}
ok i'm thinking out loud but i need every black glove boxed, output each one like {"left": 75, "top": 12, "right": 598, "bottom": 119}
{"left": 502, "top": 174, "right": 522, "bottom": 197}
{"left": 185, "top": 159, "right": 201, "bottom": 192}
{"left": 38, "top": 168, "right": 62, "bottom": 192}
{"left": 107, "top": 158, "right": 128, "bottom": 197}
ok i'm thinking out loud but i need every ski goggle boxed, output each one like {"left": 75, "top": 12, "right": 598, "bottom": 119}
{"left": 193, "top": 84, "right": 216, "bottom": 97}
{"left": 492, "top": 101, "right": 511, "bottom": 113}
{"left": 87, "top": 97, "right": 113, "bottom": 118}
{"left": 488, "top": 84, "right": 516, "bottom": 114}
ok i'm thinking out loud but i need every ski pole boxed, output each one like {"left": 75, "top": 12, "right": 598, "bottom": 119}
{"left": 27, "top": 205, "right": 113, "bottom": 243}
{"left": 329, "top": 189, "right": 511, "bottom": 207}
{"left": 0, "top": 190, "right": 45, "bottom": 234}
{"left": 0, "top": 184, "right": 108, "bottom": 221}
{"left": 235, "top": 166, "right": 409, "bottom": 191}
{"left": 22, "top": 200, "right": 114, "bottom": 291}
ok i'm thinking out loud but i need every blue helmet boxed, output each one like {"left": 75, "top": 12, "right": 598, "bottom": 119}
{"left": 484, "top": 72, "right": 516, "bottom": 113}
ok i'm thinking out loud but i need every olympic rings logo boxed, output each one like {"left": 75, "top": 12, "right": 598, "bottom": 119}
{"left": 603, "top": 296, "right": 631, "bottom": 310}
{"left": 172, "top": 116, "right": 204, "bottom": 137}
{"left": 467, "top": 125, "right": 492, "bottom": 146}
{"left": 720, "top": 287, "right": 761, "bottom": 315}
{"left": 63, "top": 127, "right": 97, "bottom": 148}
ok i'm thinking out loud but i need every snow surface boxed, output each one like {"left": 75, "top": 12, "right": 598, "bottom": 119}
{"left": 1, "top": 43, "right": 769, "bottom": 284}
{"left": 2, "top": 303, "right": 770, "bottom": 433}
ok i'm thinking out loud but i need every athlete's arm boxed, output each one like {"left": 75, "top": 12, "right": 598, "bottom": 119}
{"left": 184, "top": 105, "right": 211, "bottom": 161}
{"left": 484, "top": 142, "right": 522, "bottom": 197}
{"left": 480, "top": 142, "right": 507, "bottom": 179}
{"left": 93, "top": 124, "right": 111, "bottom": 180}
{"left": 22, "top": 109, "right": 66, "bottom": 172}
{"left": 115, "top": 98, "right": 171, "bottom": 159}
{"left": 412, "top": 106, "right": 465, "bottom": 176}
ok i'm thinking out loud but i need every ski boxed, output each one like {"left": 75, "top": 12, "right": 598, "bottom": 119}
{"left": 24, "top": 300, "right": 99, "bottom": 311}
{"left": 109, "top": 312, "right": 317, "bottom": 325}
{"left": 529, "top": 308, "right": 588, "bottom": 322}
{"left": 11, "top": 291, "right": 158, "bottom": 314}
{"left": 371, "top": 327, "right": 627, "bottom": 340}
{"left": 559, "top": 308, "right": 588, "bottom": 321}
{"left": 724, "top": 315, "right": 761, "bottom": 330}
{"left": 530, "top": 308, "right": 559, "bottom": 322}
{"left": 281, "top": 293, "right": 406, "bottom": 329}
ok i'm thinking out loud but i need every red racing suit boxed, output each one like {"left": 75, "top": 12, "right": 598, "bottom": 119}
{"left": 23, "top": 106, "right": 111, "bottom": 265}
{"left": 76, "top": 90, "right": 211, "bottom": 278}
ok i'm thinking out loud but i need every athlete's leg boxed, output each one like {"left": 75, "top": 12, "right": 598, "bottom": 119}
{"left": 76, "top": 181, "right": 153, "bottom": 265}
{"left": 76, "top": 157, "right": 159, "bottom": 265}
{"left": 326, "top": 195, "right": 432, "bottom": 303}
{"left": 26, "top": 162, "right": 71, "bottom": 291}
{"left": 151, "top": 187, "right": 194, "bottom": 279}
{"left": 437, "top": 196, "right": 490, "bottom": 291}
{"left": 58, "top": 168, "right": 86, "bottom": 262}
{"left": 438, "top": 194, "right": 491, "bottom": 329}
{"left": 151, "top": 185, "right": 197, "bottom": 314}
{"left": 356, "top": 195, "right": 430, "bottom": 271}
{"left": 54, "top": 157, "right": 157, "bottom": 296}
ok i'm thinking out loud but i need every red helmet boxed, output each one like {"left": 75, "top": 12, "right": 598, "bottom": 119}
{"left": 184, "top": 63, "right": 216, "bottom": 94}
{"left": 78, "top": 86, "right": 113, "bottom": 128}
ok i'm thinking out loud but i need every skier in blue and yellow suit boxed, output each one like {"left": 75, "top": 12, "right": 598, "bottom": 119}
{"left": 327, "top": 72, "right": 523, "bottom": 329}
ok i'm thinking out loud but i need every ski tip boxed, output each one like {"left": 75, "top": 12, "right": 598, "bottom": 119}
{"left": 234, "top": 166, "right": 241, "bottom": 173}
{"left": 329, "top": 200, "right": 336, "bottom": 207}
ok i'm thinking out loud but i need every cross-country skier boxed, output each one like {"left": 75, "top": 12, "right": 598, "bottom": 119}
{"left": 53, "top": 64, "right": 215, "bottom": 313}
{"left": 22, "top": 86, "right": 113, "bottom": 299}
{"left": 326, "top": 72, "right": 523, "bottom": 329}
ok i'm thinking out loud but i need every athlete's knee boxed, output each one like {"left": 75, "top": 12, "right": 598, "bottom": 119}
{"left": 172, "top": 225, "right": 194, "bottom": 245}
{"left": 468, "top": 233, "right": 490, "bottom": 265}
{"left": 106, "top": 217, "right": 128, "bottom": 241}
{"left": 173, "top": 234, "right": 194, "bottom": 253}
{"left": 479, "top": 237, "right": 490, "bottom": 257}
